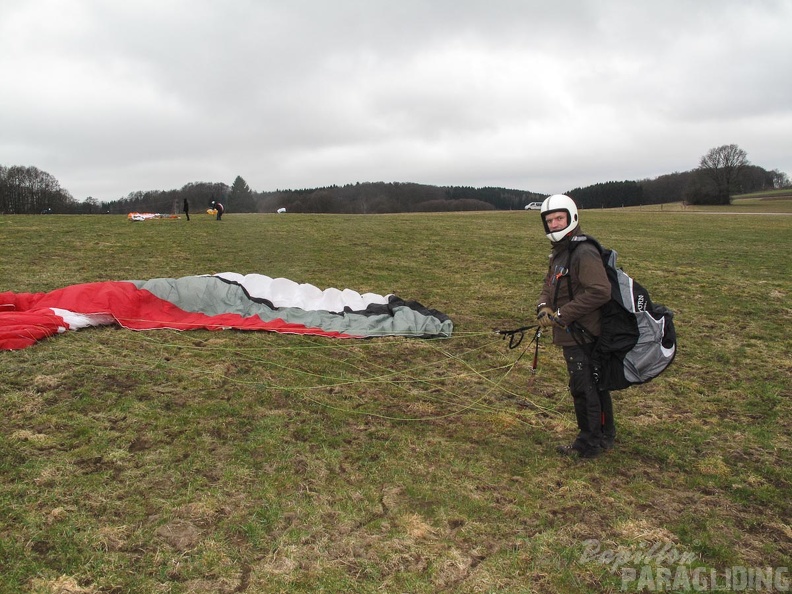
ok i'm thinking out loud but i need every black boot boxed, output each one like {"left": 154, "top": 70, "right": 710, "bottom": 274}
{"left": 556, "top": 443, "right": 583, "bottom": 457}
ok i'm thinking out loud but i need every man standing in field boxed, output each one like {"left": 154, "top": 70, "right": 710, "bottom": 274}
{"left": 211, "top": 200, "right": 225, "bottom": 221}
{"left": 535, "top": 194, "right": 615, "bottom": 459}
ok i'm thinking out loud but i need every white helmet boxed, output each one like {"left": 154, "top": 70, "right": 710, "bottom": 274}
{"left": 540, "top": 194, "right": 579, "bottom": 242}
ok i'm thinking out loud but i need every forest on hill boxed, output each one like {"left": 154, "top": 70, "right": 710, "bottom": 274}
{"left": 1, "top": 144, "right": 788, "bottom": 215}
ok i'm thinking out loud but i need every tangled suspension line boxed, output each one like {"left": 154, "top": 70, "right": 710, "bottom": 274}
{"left": 75, "top": 326, "right": 558, "bottom": 423}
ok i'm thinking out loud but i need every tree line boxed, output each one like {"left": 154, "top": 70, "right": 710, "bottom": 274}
{"left": 569, "top": 145, "right": 788, "bottom": 209}
{"left": 2, "top": 145, "right": 789, "bottom": 215}
{"left": 0, "top": 165, "right": 78, "bottom": 214}
{"left": 253, "top": 182, "right": 544, "bottom": 214}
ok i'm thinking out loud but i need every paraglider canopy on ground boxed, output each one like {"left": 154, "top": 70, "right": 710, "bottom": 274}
{"left": 127, "top": 212, "right": 180, "bottom": 221}
{"left": 0, "top": 273, "right": 453, "bottom": 350}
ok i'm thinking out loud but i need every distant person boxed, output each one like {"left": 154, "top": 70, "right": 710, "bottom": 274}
{"left": 211, "top": 200, "right": 225, "bottom": 221}
{"left": 534, "top": 194, "right": 615, "bottom": 459}
{"left": 183, "top": 198, "right": 190, "bottom": 221}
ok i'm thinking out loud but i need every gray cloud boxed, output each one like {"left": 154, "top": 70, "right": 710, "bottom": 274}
{"left": 1, "top": 0, "right": 790, "bottom": 200}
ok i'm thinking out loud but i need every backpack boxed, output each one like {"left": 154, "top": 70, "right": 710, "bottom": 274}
{"left": 567, "top": 235, "right": 676, "bottom": 391}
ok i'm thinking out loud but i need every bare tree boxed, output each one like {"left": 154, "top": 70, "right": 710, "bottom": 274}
{"left": 0, "top": 165, "right": 75, "bottom": 213}
{"left": 84, "top": 197, "right": 99, "bottom": 214}
{"left": 771, "top": 169, "right": 790, "bottom": 189}
{"left": 698, "top": 144, "right": 749, "bottom": 204}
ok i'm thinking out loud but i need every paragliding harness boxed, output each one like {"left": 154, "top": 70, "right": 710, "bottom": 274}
{"left": 560, "top": 235, "right": 676, "bottom": 391}
{"left": 496, "top": 325, "right": 543, "bottom": 371}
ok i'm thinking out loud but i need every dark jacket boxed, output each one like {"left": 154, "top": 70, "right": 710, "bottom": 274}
{"left": 537, "top": 228, "right": 611, "bottom": 346}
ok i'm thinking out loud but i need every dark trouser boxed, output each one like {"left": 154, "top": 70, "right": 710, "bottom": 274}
{"left": 563, "top": 343, "right": 615, "bottom": 452}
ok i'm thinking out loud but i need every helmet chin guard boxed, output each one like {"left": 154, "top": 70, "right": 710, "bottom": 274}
{"left": 540, "top": 194, "right": 579, "bottom": 242}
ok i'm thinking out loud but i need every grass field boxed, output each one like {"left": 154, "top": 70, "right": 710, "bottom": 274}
{"left": 1, "top": 204, "right": 790, "bottom": 593}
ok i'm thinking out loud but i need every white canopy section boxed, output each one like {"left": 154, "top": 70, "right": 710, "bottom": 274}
{"left": 213, "top": 273, "right": 390, "bottom": 313}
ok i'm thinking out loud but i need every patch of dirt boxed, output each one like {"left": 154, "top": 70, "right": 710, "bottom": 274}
{"left": 127, "top": 436, "right": 152, "bottom": 452}
{"left": 615, "top": 518, "right": 680, "bottom": 543}
{"left": 33, "top": 374, "right": 65, "bottom": 392}
{"left": 10, "top": 429, "right": 56, "bottom": 448}
{"left": 29, "top": 575, "right": 98, "bottom": 594}
{"left": 97, "top": 525, "right": 130, "bottom": 552}
{"left": 155, "top": 519, "right": 202, "bottom": 552}
{"left": 174, "top": 501, "right": 219, "bottom": 528}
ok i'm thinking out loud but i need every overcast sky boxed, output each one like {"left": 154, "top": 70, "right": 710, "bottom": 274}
{"left": 2, "top": 1, "right": 791, "bottom": 201}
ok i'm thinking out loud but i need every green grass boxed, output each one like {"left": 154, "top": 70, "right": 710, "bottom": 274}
{"left": 1, "top": 204, "right": 791, "bottom": 593}
{"left": 626, "top": 191, "right": 792, "bottom": 212}
{"left": 734, "top": 188, "right": 792, "bottom": 199}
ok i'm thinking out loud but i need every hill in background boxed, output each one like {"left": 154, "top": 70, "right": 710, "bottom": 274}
{"left": 95, "top": 163, "right": 785, "bottom": 215}
{"left": 1, "top": 162, "right": 784, "bottom": 214}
